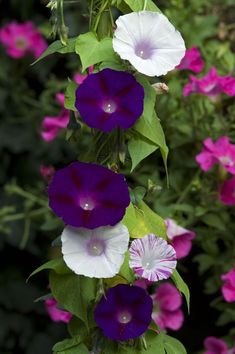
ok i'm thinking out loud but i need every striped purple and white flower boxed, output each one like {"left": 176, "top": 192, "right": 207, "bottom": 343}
{"left": 129, "top": 234, "right": 177, "bottom": 282}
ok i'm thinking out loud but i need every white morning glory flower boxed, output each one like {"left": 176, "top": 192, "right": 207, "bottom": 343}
{"left": 113, "top": 11, "right": 185, "bottom": 77}
{"left": 61, "top": 223, "right": 129, "bottom": 278}
{"left": 129, "top": 234, "right": 177, "bottom": 281}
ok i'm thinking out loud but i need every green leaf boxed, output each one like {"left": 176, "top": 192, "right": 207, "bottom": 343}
{"left": 99, "top": 59, "right": 125, "bottom": 71}
{"left": 171, "top": 270, "right": 190, "bottom": 312}
{"left": 32, "top": 38, "right": 77, "bottom": 65}
{"left": 75, "top": 32, "right": 117, "bottom": 71}
{"left": 53, "top": 337, "right": 89, "bottom": 354}
{"left": 133, "top": 78, "right": 168, "bottom": 170}
{"left": 137, "top": 200, "right": 167, "bottom": 239}
{"left": 123, "top": 200, "right": 167, "bottom": 239}
{"left": 119, "top": 251, "right": 135, "bottom": 282}
{"left": 201, "top": 213, "right": 227, "bottom": 231}
{"left": 161, "top": 333, "right": 187, "bottom": 354}
{"left": 49, "top": 271, "right": 98, "bottom": 328}
{"left": 65, "top": 80, "right": 78, "bottom": 112}
{"left": 122, "top": 202, "right": 137, "bottom": 232}
{"left": 128, "top": 137, "right": 158, "bottom": 171}
{"left": 28, "top": 258, "right": 71, "bottom": 281}
{"left": 142, "top": 331, "right": 165, "bottom": 354}
{"left": 68, "top": 317, "right": 90, "bottom": 338}
{"left": 123, "top": 0, "right": 161, "bottom": 12}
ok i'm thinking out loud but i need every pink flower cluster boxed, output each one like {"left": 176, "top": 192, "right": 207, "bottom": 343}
{"left": 176, "top": 47, "right": 204, "bottom": 73}
{"left": 204, "top": 336, "right": 235, "bottom": 354}
{"left": 176, "top": 47, "right": 235, "bottom": 99}
{"left": 0, "top": 21, "right": 47, "bottom": 59}
{"left": 40, "top": 93, "right": 70, "bottom": 142}
{"left": 221, "top": 267, "right": 235, "bottom": 303}
{"left": 166, "top": 219, "right": 196, "bottom": 259}
{"left": 196, "top": 136, "right": 235, "bottom": 205}
{"left": 45, "top": 297, "right": 72, "bottom": 323}
{"left": 184, "top": 67, "right": 235, "bottom": 99}
{"left": 196, "top": 137, "right": 235, "bottom": 174}
{"left": 152, "top": 283, "right": 184, "bottom": 331}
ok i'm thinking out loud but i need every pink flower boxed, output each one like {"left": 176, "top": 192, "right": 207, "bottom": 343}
{"left": 165, "top": 219, "right": 196, "bottom": 259}
{"left": 134, "top": 278, "right": 153, "bottom": 290}
{"left": 152, "top": 283, "right": 184, "bottom": 331}
{"left": 183, "top": 67, "right": 235, "bottom": 98}
{"left": 204, "top": 337, "right": 228, "bottom": 354}
{"left": 176, "top": 47, "right": 204, "bottom": 73}
{"left": 221, "top": 268, "right": 235, "bottom": 303}
{"left": 73, "top": 66, "right": 93, "bottom": 85}
{"left": 196, "top": 136, "right": 235, "bottom": 174}
{"left": 220, "top": 177, "right": 235, "bottom": 205}
{"left": 0, "top": 21, "right": 47, "bottom": 59}
{"left": 40, "top": 165, "right": 55, "bottom": 182}
{"left": 41, "top": 93, "right": 70, "bottom": 142}
{"left": 45, "top": 298, "right": 72, "bottom": 323}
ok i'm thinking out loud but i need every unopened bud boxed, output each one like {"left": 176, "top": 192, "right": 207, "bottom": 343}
{"left": 46, "top": 0, "right": 57, "bottom": 10}
{"left": 152, "top": 82, "right": 169, "bottom": 95}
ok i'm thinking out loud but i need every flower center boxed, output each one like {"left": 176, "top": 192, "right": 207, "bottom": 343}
{"left": 15, "top": 37, "right": 28, "bottom": 49}
{"left": 135, "top": 42, "right": 153, "bottom": 60}
{"left": 103, "top": 101, "right": 117, "bottom": 114}
{"left": 142, "top": 256, "right": 155, "bottom": 270}
{"left": 219, "top": 156, "right": 234, "bottom": 167}
{"left": 87, "top": 238, "right": 106, "bottom": 256}
{"left": 117, "top": 311, "right": 132, "bottom": 324}
{"left": 79, "top": 198, "right": 95, "bottom": 211}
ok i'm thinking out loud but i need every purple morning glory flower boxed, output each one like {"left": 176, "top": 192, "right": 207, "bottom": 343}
{"left": 94, "top": 284, "right": 153, "bottom": 341}
{"left": 48, "top": 161, "right": 130, "bottom": 229}
{"left": 75, "top": 68, "right": 144, "bottom": 132}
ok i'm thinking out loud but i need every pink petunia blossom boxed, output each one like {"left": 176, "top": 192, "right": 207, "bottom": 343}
{"left": 134, "top": 278, "right": 153, "bottom": 290}
{"left": 41, "top": 93, "right": 70, "bottom": 142}
{"left": 203, "top": 337, "right": 230, "bottom": 354}
{"left": 0, "top": 21, "right": 47, "bottom": 59}
{"left": 152, "top": 282, "right": 184, "bottom": 331}
{"left": 73, "top": 66, "right": 93, "bottom": 85}
{"left": 196, "top": 136, "right": 235, "bottom": 174}
{"left": 176, "top": 47, "right": 204, "bottom": 73}
{"left": 221, "top": 268, "right": 235, "bottom": 303}
{"left": 165, "top": 219, "right": 196, "bottom": 259}
{"left": 45, "top": 297, "right": 72, "bottom": 323}
{"left": 220, "top": 177, "right": 235, "bottom": 206}
{"left": 183, "top": 67, "right": 235, "bottom": 99}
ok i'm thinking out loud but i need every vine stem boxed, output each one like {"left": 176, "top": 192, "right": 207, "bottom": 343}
{"left": 20, "top": 218, "right": 31, "bottom": 249}
{"left": 5, "top": 185, "right": 48, "bottom": 207}
{"left": 57, "top": 0, "right": 68, "bottom": 44}
{"left": 93, "top": 0, "right": 110, "bottom": 32}
{"left": 176, "top": 169, "right": 201, "bottom": 204}
{"left": 143, "top": 0, "right": 148, "bottom": 10}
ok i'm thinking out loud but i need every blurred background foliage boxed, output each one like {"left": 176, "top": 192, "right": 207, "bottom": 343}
{"left": 0, "top": 0, "right": 235, "bottom": 353}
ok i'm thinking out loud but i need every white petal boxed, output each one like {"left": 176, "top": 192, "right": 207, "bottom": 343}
{"left": 61, "top": 223, "right": 129, "bottom": 278}
{"left": 113, "top": 11, "right": 185, "bottom": 77}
